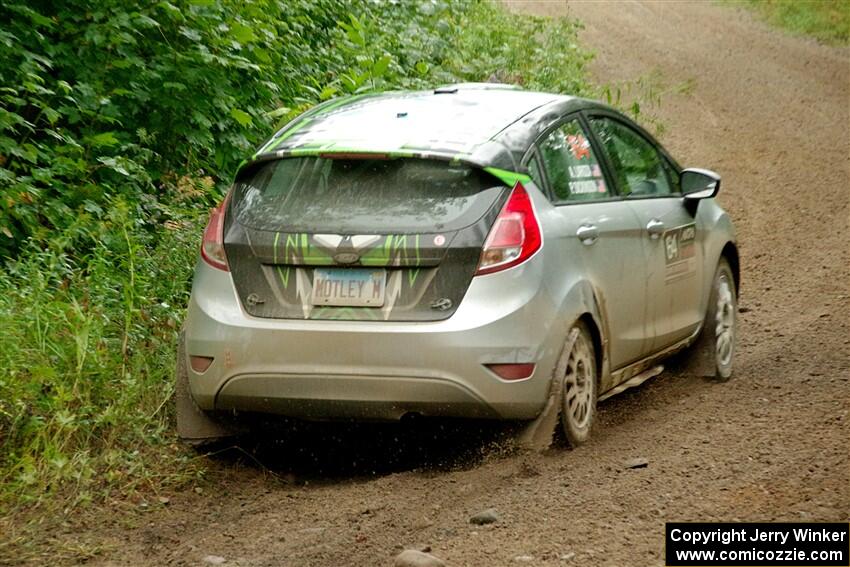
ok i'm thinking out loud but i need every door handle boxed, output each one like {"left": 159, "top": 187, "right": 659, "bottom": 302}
{"left": 576, "top": 224, "right": 599, "bottom": 245}
{"left": 646, "top": 219, "right": 665, "bottom": 239}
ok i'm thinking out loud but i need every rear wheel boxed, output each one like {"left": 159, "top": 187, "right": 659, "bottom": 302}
{"left": 560, "top": 322, "right": 597, "bottom": 447}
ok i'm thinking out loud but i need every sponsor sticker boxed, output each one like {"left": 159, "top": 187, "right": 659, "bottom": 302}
{"left": 566, "top": 133, "right": 591, "bottom": 160}
{"left": 663, "top": 223, "right": 697, "bottom": 283}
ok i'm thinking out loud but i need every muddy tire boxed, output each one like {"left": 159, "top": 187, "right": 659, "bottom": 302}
{"left": 684, "top": 257, "right": 737, "bottom": 381}
{"left": 559, "top": 321, "right": 597, "bottom": 447}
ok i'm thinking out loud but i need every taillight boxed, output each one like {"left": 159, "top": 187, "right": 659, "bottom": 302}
{"left": 189, "top": 355, "right": 214, "bottom": 374}
{"left": 475, "top": 181, "right": 541, "bottom": 275}
{"left": 485, "top": 363, "right": 536, "bottom": 381}
{"left": 200, "top": 195, "right": 230, "bottom": 271}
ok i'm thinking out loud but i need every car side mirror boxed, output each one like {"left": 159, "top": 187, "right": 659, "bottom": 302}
{"left": 681, "top": 168, "right": 721, "bottom": 200}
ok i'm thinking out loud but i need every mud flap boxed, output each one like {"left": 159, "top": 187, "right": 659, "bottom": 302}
{"left": 673, "top": 325, "right": 716, "bottom": 378}
{"left": 516, "top": 328, "right": 578, "bottom": 451}
{"left": 176, "top": 331, "right": 240, "bottom": 444}
{"left": 677, "top": 329, "right": 717, "bottom": 378}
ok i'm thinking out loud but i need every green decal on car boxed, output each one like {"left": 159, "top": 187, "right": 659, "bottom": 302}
{"left": 387, "top": 150, "right": 417, "bottom": 158}
{"left": 407, "top": 267, "right": 420, "bottom": 287}
{"left": 277, "top": 265, "right": 291, "bottom": 288}
{"left": 264, "top": 94, "right": 376, "bottom": 154}
{"left": 273, "top": 233, "right": 292, "bottom": 288}
{"left": 359, "top": 234, "right": 422, "bottom": 268}
{"left": 274, "top": 231, "right": 335, "bottom": 269}
{"left": 268, "top": 118, "right": 314, "bottom": 151}
{"left": 484, "top": 167, "right": 531, "bottom": 187}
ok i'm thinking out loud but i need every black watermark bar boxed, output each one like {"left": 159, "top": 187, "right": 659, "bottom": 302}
{"left": 666, "top": 523, "right": 849, "bottom": 566}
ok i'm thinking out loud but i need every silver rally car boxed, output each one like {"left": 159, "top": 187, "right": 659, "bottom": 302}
{"left": 177, "top": 83, "right": 738, "bottom": 447}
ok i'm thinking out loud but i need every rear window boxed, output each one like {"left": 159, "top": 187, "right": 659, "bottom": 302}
{"left": 232, "top": 157, "right": 503, "bottom": 233}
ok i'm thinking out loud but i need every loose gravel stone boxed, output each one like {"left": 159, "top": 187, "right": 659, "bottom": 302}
{"left": 469, "top": 508, "right": 500, "bottom": 525}
{"left": 624, "top": 457, "right": 649, "bottom": 469}
{"left": 394, "top": 549, "right": 446, "bottom": 567}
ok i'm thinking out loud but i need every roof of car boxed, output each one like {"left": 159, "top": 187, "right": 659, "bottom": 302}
{"left": 250, "top": 85, "right": 573, "bottom": 162}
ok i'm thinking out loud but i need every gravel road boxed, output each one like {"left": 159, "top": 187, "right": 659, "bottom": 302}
{"left": 74, "top": 2, "right": 850, "bottom": 566}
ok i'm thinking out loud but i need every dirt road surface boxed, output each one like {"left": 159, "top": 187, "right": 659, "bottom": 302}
{"left": 60, "top": 2, "right": 850, "bottom": 566}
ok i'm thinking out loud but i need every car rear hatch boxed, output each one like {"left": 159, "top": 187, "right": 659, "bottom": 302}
{"left": 223, "top": 155, "right": 509, "bottom": 321}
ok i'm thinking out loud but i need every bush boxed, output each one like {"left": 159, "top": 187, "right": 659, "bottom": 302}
{"left": 0, "top": 0, "right": 591, "bottom": 526}
{"left": 0, "top": 0, "right": 459, "bottom": 257}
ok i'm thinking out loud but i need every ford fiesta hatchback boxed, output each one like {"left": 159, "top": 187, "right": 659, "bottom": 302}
{"left": 176, "top": 83, "right": 739, "bottom": 447}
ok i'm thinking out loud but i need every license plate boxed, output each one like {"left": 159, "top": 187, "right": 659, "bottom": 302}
{"left": 311, "top": 268, "right": 386, "bottom": 307}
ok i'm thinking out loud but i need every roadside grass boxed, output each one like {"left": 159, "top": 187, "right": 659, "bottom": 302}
{"left": 0, "top": 1, "right": 594, "bottom": 563}
{"left": 0, "top": 193, "right": 212, "bottom": 563}
{"left": 726, "top": 0, "right": 850, "bottom": 45}
{"left": 0, "top": 199, "right": 208, "bottom": 502}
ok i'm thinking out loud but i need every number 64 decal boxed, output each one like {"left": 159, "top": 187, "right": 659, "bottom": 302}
{"left": 663, "top": 224, "right": 696, "bottom": 265}
{"left": 665, "top": 233, "right": 679, "bottom": 261}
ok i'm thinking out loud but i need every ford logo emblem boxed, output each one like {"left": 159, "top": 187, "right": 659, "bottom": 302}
{"left": 333, "top": 252, "right": 360, "bottom": 265}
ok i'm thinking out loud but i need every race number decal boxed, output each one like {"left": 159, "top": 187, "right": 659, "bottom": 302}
{"left": 663, "top": 223, "right": 696, "bottom": 283}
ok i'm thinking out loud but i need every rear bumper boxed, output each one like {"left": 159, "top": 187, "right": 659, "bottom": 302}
{"left": 183, "top": 257, "right": 565, "bottom": 421}
{"left": 216, "top": 373, "right": 499, "bottom": 420}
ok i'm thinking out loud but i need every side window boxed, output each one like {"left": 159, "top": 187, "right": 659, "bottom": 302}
{"left": 527, "top": 155, "right": 544, "bottom": 188}
{"left": 537, "top": 120, "right": 609, "bottom": 203}
{"left": 588, "top": 117, "right": 674, "bottom": 197}
{"left": 662, "top": 158, "right": 681, "bottom": 193}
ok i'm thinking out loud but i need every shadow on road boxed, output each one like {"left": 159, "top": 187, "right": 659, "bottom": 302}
{"left": 200, "top": 417, "right": 522, "bottom": 483}
{"left": 196, "top": 370, "right": 715, "bottom": 483}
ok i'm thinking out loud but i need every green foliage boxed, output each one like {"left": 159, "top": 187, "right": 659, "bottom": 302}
{"left": 599, "top": 69, "right": 699, "bottom": 138}
{"left": 449, "top": 3, "right": 592, "bottom": 95}
{"left": 0, "top": 0, "right": 591, "bottom": 540}
{"left": 0, "top": 187, "right": 209, "bottom": 510}
{"left": 727, "top": 0, "right": 850, "bottom": 45}
{"left": 0, "top": 0, "right": 470, "bottom": 257}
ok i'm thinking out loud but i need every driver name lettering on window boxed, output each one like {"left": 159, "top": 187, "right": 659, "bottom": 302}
{"left": 538, "top": 121, "right": 608, "bottom": 203}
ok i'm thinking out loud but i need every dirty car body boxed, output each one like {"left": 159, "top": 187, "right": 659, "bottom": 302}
{"left": 179, "top": 84, "right": 738, "bottom": 441}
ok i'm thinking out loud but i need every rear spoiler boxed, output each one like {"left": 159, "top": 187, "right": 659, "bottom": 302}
{"left": 233, "top": 149, "right": 530, "bottom": 188}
